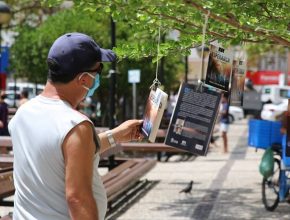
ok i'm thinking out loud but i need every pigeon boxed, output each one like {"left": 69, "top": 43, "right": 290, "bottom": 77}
{"left": 179, "top": 180, "right": 194, "bottom": 194}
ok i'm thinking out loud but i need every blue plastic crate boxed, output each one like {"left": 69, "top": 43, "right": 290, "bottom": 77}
{"left": 248, "top": 119, "right": 272, "bottom": 149}
{"left": 282, "top": 135, "right": 290, "bottom": 167}
{"left": 270, "top": 121, "right": 283, "bottom": 145}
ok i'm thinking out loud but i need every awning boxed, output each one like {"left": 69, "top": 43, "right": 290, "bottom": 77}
{"left": 246, "top": 70, "right": 290, "bottom": 85}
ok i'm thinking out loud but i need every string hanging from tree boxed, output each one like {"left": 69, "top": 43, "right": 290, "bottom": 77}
{"left": 150, "top": 26, "right": 162, "bottom": 90}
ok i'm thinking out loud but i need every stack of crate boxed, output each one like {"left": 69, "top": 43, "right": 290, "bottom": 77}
{"left": 248, "top": 119, "right": 282, "bottom": 149}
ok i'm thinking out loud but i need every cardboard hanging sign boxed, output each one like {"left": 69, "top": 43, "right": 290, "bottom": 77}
{"left": 230, "top": 59, "right": 247, "bottom": 106}
{"left": 205, "top": 44, "right": 233, "bottom": 92}
{"left": 141, "top": 88, "right": 168, "bottom": 143}
{"left": 165, "top": 83, "right": 221, "bottom": 156}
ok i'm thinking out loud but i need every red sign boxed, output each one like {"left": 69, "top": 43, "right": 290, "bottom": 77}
{"left": 0, "top": 73, "right": 6, "bottom": 90}
{"left": 246, "top": 70, "right": 290, "bottom": 85}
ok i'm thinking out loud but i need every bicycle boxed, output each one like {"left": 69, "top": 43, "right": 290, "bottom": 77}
{"left": 248, "top": 119, "right": 290, "bottom": 211}
{"left": 261, "top": 138, "right": 290, "bottom": 211}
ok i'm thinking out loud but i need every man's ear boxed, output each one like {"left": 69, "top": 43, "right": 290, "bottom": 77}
{"left": 77, "top": 73, "right": 86, "bottom": 84}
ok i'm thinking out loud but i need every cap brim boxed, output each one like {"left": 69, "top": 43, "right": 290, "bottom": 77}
{"left": 100, "top": 48, "right": 117, "bottom": 62}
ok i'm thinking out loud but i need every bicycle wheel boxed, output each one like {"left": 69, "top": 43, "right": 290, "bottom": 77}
{"left": 262, "top": 158, "right": 280, "bottom": 211}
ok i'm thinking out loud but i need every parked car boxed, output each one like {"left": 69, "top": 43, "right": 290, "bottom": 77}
{"left": 6, "top": 82, "right": 45, "bottom": 97}
{"left": 229, "top": 106, "right": 244, "bottom": 123}
{"left": 4, "top": 90, "right": 21, "bottom": 107}
{"left": 261, "top": 99, "right": 288, "bottom": 121}
{"left": 261, "top": 85, "right": 290, "bottom": 104}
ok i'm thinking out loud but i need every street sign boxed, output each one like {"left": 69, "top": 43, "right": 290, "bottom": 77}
{"left": 128, "top": 69, "right": 141, "bottom": 83}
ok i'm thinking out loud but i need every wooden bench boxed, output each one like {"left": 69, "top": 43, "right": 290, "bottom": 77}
{"left": 0, "top": 155, "right": 14, "bottom": 210}
{"left": 0, "top": 163, "right": 13, "bottom": 173}
{"left": 120, "top": 142, "right": 189, "bottom": 161}
{"left": 0, "top": 155, "right": 13, "bottom": 173}
{"left": 0, "top": 158, "right": 156, "bottom": 219}
{"left": 102, "top": 158, "right": 156, "bottom": 206}
{"left": 120, "top": 142, "right": 184, "bottom": 153}
{"left": 0, "top": 136, "right": 156, "bottom": 216}
{"left": 8, "top": 108, "right": 17, "bottom": 121}
{"left": 0, "top": 171, "right": 14, "bottom": 207}
{"left": 0, "top": 215, "right": 12, "bottom": 220}
{"left": 0, "top": 137, "right": 12, "bottom": 154}
{"left": 96, "top": 127, "right": 168, "bottom": 139}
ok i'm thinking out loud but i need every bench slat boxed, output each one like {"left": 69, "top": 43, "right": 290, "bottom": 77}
{"left": 0, "top": 137, "right": 12, "bottom": 147}
{"left": 0, "top": 162, "right": 13, "bottom": 173}
{"left": 103, "top": 159, "right": 156, "bottom": 201}
{"left": 102, "top": 160, "right": 137, "bottom": 183}
{"left": 106, "top": 160, "right": 156, "bottom": 201}
{"left": 0, "top": 215, "right": 12, "bottom": 220}
{"left": 0, "top": 171, "right": 14, "bottom": 199}
{"left": 103, "top": 160, "right": 145, "bottom": 187}
{"left": 120, "top": 142, "right": 186, "bottom": 153}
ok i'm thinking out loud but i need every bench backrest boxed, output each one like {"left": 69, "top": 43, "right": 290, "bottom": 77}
{"left": 0, "top": 171, "right": 14, "bottom": 199}
{"left": 101, "top": 159, "right": 156, "bottom": 202}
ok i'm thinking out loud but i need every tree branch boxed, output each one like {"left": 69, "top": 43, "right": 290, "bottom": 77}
{"left": 12, "top": 2, "right": 42, "bottom": 14}
{"left": 184, "top": 0, "right": 290, "bottom": 47}
{"left": 142, "top": 9, "right": 235, "bottom": 39}
{"left": 258, "top": 3, "right": 274, "bottom": 20}
{"left": 142, "top": 9, "right": 271, "bottom": 45}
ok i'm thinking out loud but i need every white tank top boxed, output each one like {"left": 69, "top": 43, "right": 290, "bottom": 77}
{"left": 8, "top": 95, "right": 107, "bottom": 220}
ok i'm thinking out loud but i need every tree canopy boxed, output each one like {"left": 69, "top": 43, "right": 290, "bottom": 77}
{"left": 43, "top": 0, "right": 290, "bottom": 60}
{"left": 9, "top": 8, "right": 183, "bottom": 96}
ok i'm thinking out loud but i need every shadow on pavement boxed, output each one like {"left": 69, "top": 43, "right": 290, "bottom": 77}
{"left": 150, "top": 186, "right": 290, "bottom": 220}
{"left": 106, "top": 180, "right": 160, "bottom": 220}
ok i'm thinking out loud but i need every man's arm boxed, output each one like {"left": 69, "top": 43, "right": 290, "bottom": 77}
{"left": 62, "top": 121, "right": 99, "bottom": 220}
{"left": 98, "top": 119, "right": 143, "bottom": 153}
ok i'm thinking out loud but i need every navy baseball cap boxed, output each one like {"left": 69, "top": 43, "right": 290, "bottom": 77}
{"left": 47, "top": 32, "right": 116, "bottom": 76}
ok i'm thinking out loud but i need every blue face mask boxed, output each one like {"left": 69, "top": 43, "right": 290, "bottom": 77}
{"left": 81, "top": 73, "right": 100, "bottom": 97}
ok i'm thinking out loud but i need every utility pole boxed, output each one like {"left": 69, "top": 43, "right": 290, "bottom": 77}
{"left": 109, "top": 17, "right": 116, "bottom": 170}
{"left": 284, "top": 47, "right": 289, "bottom": 86}
{"left": 185, "top": 55, "right": 188, "bottom": 82}
{"left": 109, "top": 17, "right": 116, "bottom": 129}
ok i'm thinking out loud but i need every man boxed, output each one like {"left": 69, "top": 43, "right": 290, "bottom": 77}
{"left": 9, "top": 33, "right": 142, "bottom": 220}
{"left": 220, "top": 93, "right": 230, "bottom": 153}
{"left": 18, "top": 89, "right": 29, "bottom": 107}
{"left": 0, "top": 91, "right": 9, "bottom": 136}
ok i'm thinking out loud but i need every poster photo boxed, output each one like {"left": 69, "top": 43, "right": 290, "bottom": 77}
{"left": 205, "top": 43, "right": 233, "bottom": 92}
{"left": 165, "top": 83, "right": 221, "bottom": 156}
{"left": 230, "top": 59, "right": 247, "bottom": 106}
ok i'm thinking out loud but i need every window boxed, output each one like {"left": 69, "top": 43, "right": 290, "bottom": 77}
{"left": 279, "top": 89, "right": 290, "bottom": 98}
{"left": 7, "top": 86, "right": 20, "bottom": 91}
{"left": 264, "top": 88, "right": 271, "bottom": 94}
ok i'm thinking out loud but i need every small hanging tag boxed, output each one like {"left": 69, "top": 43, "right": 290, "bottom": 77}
{"left": 150, "top": 78, "right": 161, "bottom": 91}
{"left": 150, "top": 26, "right": 162, "bottom": 91}
{"left": 196, "top": 79, "right": 204, "bottom": 93}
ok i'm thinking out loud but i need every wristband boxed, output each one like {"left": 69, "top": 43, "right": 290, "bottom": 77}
{"left": 105, "top": 130, "right": 117, "bottom": 147}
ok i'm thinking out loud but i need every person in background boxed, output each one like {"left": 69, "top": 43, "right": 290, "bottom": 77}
{"left": 0, "top": 91, "right": 9, "bottom": 136}
{"left": 18, "top": 89, "right": 29, "bottom": 106}
{"left": 9, "top": 33, "right": 143, "bottom": 220}
{"left": 220, "top": 93, "right": 230, "bottom": 153}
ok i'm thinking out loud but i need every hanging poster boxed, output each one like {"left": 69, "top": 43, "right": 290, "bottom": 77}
{"left": 165, "top": 83, "right": 221, "bottom": 156}
{"left": 205, "top": 43, "right": 233, "bottom": 91}
{"left": 141, "top": 88, "right": 168, "bottom": 142}
{"left": 286, "top": 100, "right": 290, "bottom": 157}
{"left": 230, "top": 59, "right": 247, "bottom": 106}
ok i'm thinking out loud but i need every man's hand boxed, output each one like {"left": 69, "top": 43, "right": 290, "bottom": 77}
{"left": 112, "top": 119, "right": 143, "bottom": 143}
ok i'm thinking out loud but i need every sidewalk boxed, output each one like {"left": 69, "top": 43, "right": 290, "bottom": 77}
{"left": 2, "top": 119, "right": 290, "bottom": 219}
{"left": 114, "top": 119, "right": 290, "bottom": 220}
